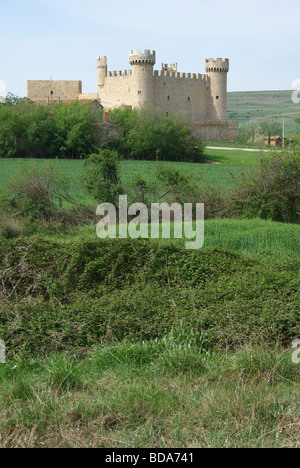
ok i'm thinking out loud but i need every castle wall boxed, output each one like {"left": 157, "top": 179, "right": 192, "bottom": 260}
{"left": 98, "top": 71, "right": 135, "bottom": 109}
{"left": 27, "top": 80, "right": 82, "bottom": 101}
{"left": 153, "top": 72, "right": 209, "bottom": 121}
{"left": 190, "top": 120, "right": 239, "bottom": 141}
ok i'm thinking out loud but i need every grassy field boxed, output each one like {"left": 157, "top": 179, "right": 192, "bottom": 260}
{"left": 42, "top": 218, "right": 300, "bottom": 261}
{"left": 227, "top": 90, "right": 300, "bottom": 135}
{"left": 0, "top": 148, "right": 259, "bottom": 204}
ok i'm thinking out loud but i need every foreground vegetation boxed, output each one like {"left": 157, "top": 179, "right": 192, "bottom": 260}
{"left": 0, "top": 338, "right": 298, "bottom": 448}
{"left": 0, "top": 144, "right": 299, "bottom": 448}
{"left": 0, "top": 238, "right": 299, "bottom": 356}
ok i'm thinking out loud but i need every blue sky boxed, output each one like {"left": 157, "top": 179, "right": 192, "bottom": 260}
{"left": 0, "top": 0, "right": 299, "bottom": 97}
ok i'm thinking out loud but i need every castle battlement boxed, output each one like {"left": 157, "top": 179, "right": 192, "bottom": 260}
{"left": 205, "top": 58, "right": 229, "bottom": 73}
{"left": 153, "top": 70, "right": 207, "bottom": 81}
{"left": 107, "top": 70, "right": 132, "bottom": 77}
{"left": 129, "top": 49, "right": 156, "bottom": 65}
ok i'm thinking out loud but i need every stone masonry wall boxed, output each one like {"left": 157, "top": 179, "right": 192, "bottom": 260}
{"left": 27, "top": 80, "right": 82, "bottom": 101}
{"left": 190, "top": 121, "right": 239, "bottom": 141}
{"left": 153, "top": 72, "right": 209, "bottom": 121}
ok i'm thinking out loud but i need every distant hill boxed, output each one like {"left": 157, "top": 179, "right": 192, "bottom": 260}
{"left": 227, "top": 90, "right": 300, "bottom": 135}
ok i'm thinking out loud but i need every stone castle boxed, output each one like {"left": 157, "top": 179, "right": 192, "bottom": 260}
{"left": 27, "top": 49, "right": 238, "bottom": 141}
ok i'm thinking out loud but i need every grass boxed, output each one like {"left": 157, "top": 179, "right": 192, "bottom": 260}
{"left": 0, "top": 148, "right": 259, "bottom": 206}
{"left": 0, "top": 335, "right": 298, "bottom": 448}
{"left": 41, "top": 218, "right": 300, "bottom": 261}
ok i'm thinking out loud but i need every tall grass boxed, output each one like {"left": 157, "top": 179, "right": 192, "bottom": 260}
{"left": 0, "top": 330, "right": 299, "bottom": 448}
{"left": 41, "top": 218, "right": 300, "bottom": 260}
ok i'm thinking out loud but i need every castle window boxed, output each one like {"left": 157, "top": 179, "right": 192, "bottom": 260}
{"left": 166, "top": 112, "right": 169, "bottom": 117}
{"left": 167, "top": 95, "right": 170, "bottom": 100}
{"left": 188, "top": 97, "right": 191, "bottom": 102}
{"left": 138, "top": 91, "right": 142, "bottom": 95}
{"left": 216, "top": 96, "right": 219, "bottom": 100}
{"left": 51, "top": 91, "right": 53, "bottom": 96}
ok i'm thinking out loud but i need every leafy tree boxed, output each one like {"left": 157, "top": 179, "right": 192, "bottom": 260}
{"left": 0, "top": 96, "right": 103, "bottom": 158}
{"left": 83, "top": 149, "right": 123, "bottom": 205}
{"left": 259, "top": 120, "right": 282, "bottom": 144}
{"left": 51, "top": 101, "right": 95, "bottom": 157}
{"left": 109, "top": 106, "right": 204, "bottom": 162}
{"left": 238, "top": 123, "right": 259, "bottom": 144}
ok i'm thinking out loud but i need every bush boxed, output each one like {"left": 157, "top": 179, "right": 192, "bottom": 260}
{"left": 233, "top": 149, "right": 300, "bottom": 223}
{"left": 0, "top": 160, "right": 73, "bottom": 220}
{"left": 0, "top": 215, "right": 28, "bottom": 239}
{"left": 0, "top": 96, "right": 103, "bottom": 158}
{"left": 83, "top": 149, "right": 123, "bottom": 205}
{"left": 109, "top": 106, "right": 204, "bottom": 162}
{"left": 0, "top": 238, "right": 298, "bottom": 357}
{"left": 127, "top": 165, "right": 202, "bottom": 208}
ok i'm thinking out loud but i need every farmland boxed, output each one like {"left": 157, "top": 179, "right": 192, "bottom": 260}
{"left": 227, "top": 90, "right": 300, "bottom": 135}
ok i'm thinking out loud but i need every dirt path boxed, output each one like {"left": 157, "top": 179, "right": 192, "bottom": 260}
{"left": 206, "top": 146, "right": 270, "bottom": 152}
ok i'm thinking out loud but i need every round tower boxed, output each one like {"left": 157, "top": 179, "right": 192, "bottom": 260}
{"left": 205, "top": 58, "right": 229, "bottom": 120}
{"left": 97, "top": 56, "right": 107, "bottom": 92}
{"left": 129, "top": 49, "right": 156, "bottom": 108}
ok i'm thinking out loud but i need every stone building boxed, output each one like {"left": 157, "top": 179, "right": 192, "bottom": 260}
{"left": 27, "top": 49, "right": 238, "bottom": 141}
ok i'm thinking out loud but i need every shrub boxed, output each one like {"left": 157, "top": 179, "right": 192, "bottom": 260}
{"left": 0, "top": 160, "right": 73, "bottom": 220}
{"left": 233, "top": 149, "right": 300, "bottom": 223}
{"left": 127, "top": 165, "right": 202, "bottom": 208}
{"left": 0, "top": 239, "right": 298, "bottom": 357}
{"left": 0, "top": 96, "right": 103, "bottom": 158}
{"left": 110, "top": 106, "right": 204, "bottom": 162}
{"left": 83, "top": 149, "right": 123, "bottom": 205}
{"left": 0, "top": 215, "right": 28, "bottom": 239}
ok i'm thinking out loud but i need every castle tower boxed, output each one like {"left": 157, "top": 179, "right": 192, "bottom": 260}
{"left": 205, "top": 58, "right": 229, "bottom": 120}
{"left": 129, "top": 49, "right": 156, "bottom": 108}
{"left": 97, "top": 56, "right": 107, "bottom": 92}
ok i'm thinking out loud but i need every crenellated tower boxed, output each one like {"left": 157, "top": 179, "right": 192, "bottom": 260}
{"left": 97, "top": 56, "right": 107, "bottom": 92}
{"left": 205, "top": 58, "right": 229, "bottom": 120}
{"left": 129, "top": 49, "right": 156, "bottom": 108}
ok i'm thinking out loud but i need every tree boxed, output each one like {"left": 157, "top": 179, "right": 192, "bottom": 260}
{"left": 83, "top": 149, "right": 123, "bottom": 205}
{"left": 238, "top": 123, "right": 259, "bottom": 144}
{"left": 259, "top": 120, "right": 282, "bottom": 145}
{"left": 109, "top": 106, "right": 204, "bottom": 162}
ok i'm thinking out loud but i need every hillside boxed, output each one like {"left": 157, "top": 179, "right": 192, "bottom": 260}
{"left": 227, "top": 90, "right": 300, "bottom": 135}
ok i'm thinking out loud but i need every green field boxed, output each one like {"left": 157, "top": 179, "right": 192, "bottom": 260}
{"left": 0, "top": 148, "right": 259, "bottom": 204}
{"left": 227, "top": 90, "right": 300, "bottom": 135}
